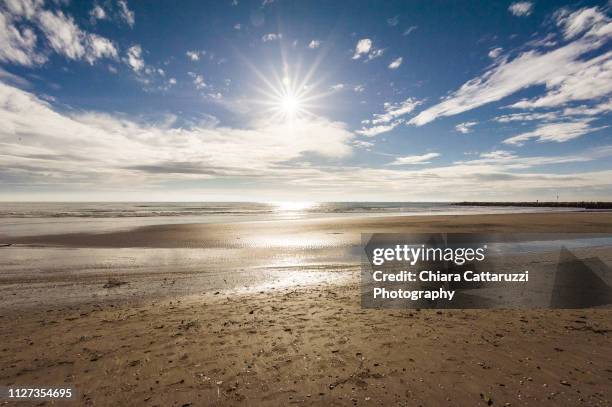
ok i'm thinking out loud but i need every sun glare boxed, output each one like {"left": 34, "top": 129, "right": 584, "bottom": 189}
{"left": 246, "top": 52, "right": 330, "bottom": 123}
{"left": 274, "top": 201, "right": 315, "bottom": 212}
{"left": 280, "top": 94, "right": 300, "bottom": 116}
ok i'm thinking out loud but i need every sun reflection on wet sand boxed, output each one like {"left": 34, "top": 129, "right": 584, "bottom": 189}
{"left": 240, "top": 267, "right": 356, "bottom": 294}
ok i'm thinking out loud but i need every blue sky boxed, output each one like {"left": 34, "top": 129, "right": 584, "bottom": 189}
{"left": 0, "top": 0, "right": 611, "bottom": 201}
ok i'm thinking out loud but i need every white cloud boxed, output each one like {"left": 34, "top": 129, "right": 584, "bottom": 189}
{"left": 262, "top": 33, "right": 282, "bottom": 42}
{"left": 0, "top": 4, "right": 118, "bottom": 66}
{"left": 509, "top": 50, "right": 612, "bottom": 109}
{"left": 353, "top": 140, "right": 374, "bottom": 149}
{"left": 352, "top": 38, "right": 371, "bottom": 59}
{"left": 308, "top": 40, "right": 320, "bottom": 49}
{"left": 455, "top": 121, "right": 478, "bottom": 134}
{"left": 234, "top": 23, "right": 241, "bottom": 30}
{"left": 168, "top": 77, "right": 177, "bottom": 85}
{"left": 409, "top": 7, "right": 612, "bottom": 126}
{"left": 367, "top": 48, "right": 384, "bottom": 60}
{"left": 357, "top": 97, "right": 423, "bottom": 137}
{"left": 503, "top": 120, "right": 604, "bottom": 145}
{"left": 388, "top": 57, "right": 402, "bottom": 69}
{"left": 353, "top": 84, "right": 365, "bottom": 92}
{"left": 488, "top": 47, "right": 503, "bottom": 59}
{"left": 194, "top": 75, "right": 205, "bottom": 89}
{"left": 37, "top": 10, "right": 118, "bottom": 64}
{"left": 563, "top": 100, "right": 612, "bottom": 116}
{"left": 331, "top": 83, "right": 345, "bottom": 91}
{"left": 508, "top": 2, "right": 533, "bottom": 17}
{"left": 125, "top": 45, "right": 144, "bottom": 72}
{"left": 4, "top": 0, "right": 42, "bottom": 19}
{"left": 478, "top": 150, "right": 516, "bottom": 160}
{"left": 0, "top": 66, "right": 30, "bottom": 87}
{"left": 36, "top": 10, "right": 85, "bottom": 60}
{"left": 525, "top": 33, "right": 558, "bottom": 48}
{"left": 0, "top": 81, "right": 355, "bottom": 187}
{"left": 186, "top": 50, "right": 203, "bottom": 61}
{"left": 389, "top": 153, "right": 440, "bottom": 166}
{"left": 403, "top": 26, "right": 417, "bottom": 36}
{"left": 117, "top": 0, "right": 134, "bottom": 27}
{"left": 188, "top": 72, "right": 206, "bottom": 89}
{"left": 371, "top": 98, "right": 421, "bottom": 125}
{"left": 493, "top": 112, "right": 560, "bottom": 122}
{"left": 556, "top": 6, "right": 610, "bottom": 40}
{"left": 86, "top": 34, "right": 118, "bottom": 63}
{"left": 387, "top": 15, "right": 399, "bottom": 27}
{"left": 89, "top": 5, "right": 106, "bottom": 21}
{"left": 356, "top": 122, "right": 400, "bottom": 137}
{"left": 0, "top": 11, "right": 43, "bottom": 65}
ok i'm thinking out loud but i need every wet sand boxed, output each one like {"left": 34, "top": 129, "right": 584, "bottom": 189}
{"left": 1, "top": 212, "right": 612, "bottom": 406}
{"left": 7, "top": 211, "right": 612, "bottom": 248}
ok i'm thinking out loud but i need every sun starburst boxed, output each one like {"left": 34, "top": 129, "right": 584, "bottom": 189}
{"left": 243, "top": 46, "right": 333, "bottom": 123}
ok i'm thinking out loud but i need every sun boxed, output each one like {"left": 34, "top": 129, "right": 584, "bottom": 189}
{"left": 280, "top": 94, "right": 300, "bottom": 117}
{"left": 270, "top": 74, "right": 307, "bottom": 120}
{"left": 247, "top": 60, "right": 329, "bottom": 122}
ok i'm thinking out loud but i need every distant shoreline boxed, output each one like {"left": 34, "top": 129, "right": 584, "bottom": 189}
{"left": 453, "top": 201, "right": 612, "bottom": 209}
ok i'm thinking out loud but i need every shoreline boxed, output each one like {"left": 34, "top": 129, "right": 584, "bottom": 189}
{"left": 5, "top": 212, "right": 612, "bottom": 248}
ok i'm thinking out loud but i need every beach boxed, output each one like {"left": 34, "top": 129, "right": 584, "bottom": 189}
{"left": 1, "top": 212, "right": 612, "bottom": 406}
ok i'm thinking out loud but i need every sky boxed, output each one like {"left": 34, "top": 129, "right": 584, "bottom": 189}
{"left": 0, "top": 0, "right": 611, "bottom": 202}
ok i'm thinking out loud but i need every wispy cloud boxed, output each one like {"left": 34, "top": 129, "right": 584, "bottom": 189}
{"left": 352, "top": 38, "right": 372, "bottom": 59}
{"left": 503, "top": 120, "right": 604, "bottom": 145}
{"left": 353, "top": 140, "right": 374, "bottom": 149}
{"left": 117, "top": 0, "right": 135, "bottom": 27}
{"left": 0, "top": 1, "right": 122, "bottom": 67}
{"left": 262, "top": 33, "right": 282, "bottom": 42}
{"left": 89, "top": 5, "right": 106, "bottom": 22}
{"left": 367, "top": 48, "right": 384, "bottom": 61}
{"left": 125, "top": 45, "right": 144, "bottom": 72}
{"left": 308, "top": 40, "right": 320, "bottom": 49}
{"left": 493, "top": 112, "right": 560, "bottom": 123}
{"left": 186, "top": 50, "right": 204, "bottom": 61}
{"left": 455, "top": 121, "right": 478, "bottom": 134}
{"left": 388, "top": 153, "right": 440, "bottom": 165}
{"left": 188, "top": 72, "right": 206, "bottom": 89}
{"left": 403, "top": 26, "right": 417, "bottom": 36}
{"left": 358, "top": 97, "right": 421, "bottom": 136}
{"left": 388, "top": 57, "right": 402, "bottom": 69}
{"left": 356, "top": 122, "right": 399, "bottom": 137}
{"left": 487, "top": 47, "right": 503, "bottom": 59}
{"left": 38, "top": 10, "right": 118, "bottom": 64}
{"left": 0, "top": 12, "right": 44, "bottom": 65}
{"left": 508, "top": 2, "right": 533, "bottom": 17}
{"left": 371, "top": 98, "right": 421, "bottom": 125}
{"left": 409, "top": 6, "right": 612, "bottom": 126}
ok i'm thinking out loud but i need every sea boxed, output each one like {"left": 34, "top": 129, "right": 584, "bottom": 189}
{"left": 0, "top": 201, "right": 580, "bottom": 237}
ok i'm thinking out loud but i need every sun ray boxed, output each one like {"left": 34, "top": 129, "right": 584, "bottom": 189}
{"left": 234, "top": 39, "right": 331, "bottom": 123}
